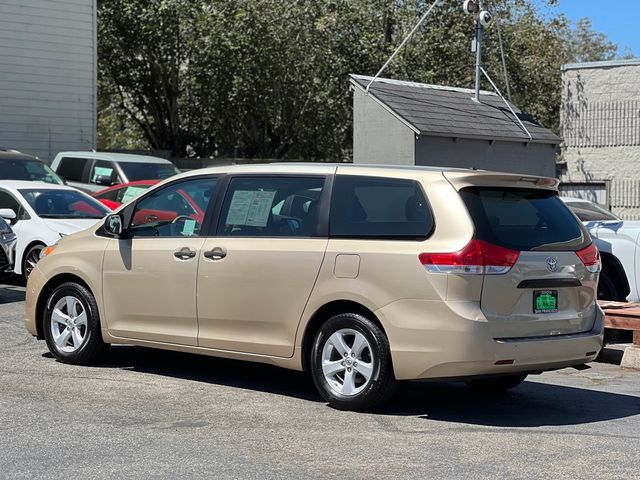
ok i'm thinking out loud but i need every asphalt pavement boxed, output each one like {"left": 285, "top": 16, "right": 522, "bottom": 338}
{"left": 1, "top": 282, "right": 639, "bottom": 479}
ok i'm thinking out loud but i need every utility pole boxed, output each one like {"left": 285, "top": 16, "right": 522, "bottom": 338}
{"left": 463, "top": 0, "right": 493, "bottom": 102}
{"left": 474, "top": 6, "right": 483, "bottom": 102}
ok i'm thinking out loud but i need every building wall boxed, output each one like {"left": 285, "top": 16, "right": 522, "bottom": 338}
{"left": 0, "top": 0, "right": 96, "bottom": 162}
{"left": 352, "top": 87, "right": 415, "bottom": 165}
{"left": 415, "top": 136, "right": 556, "bottom": 177}
{"left": 560, "top": 59, "right": 640, "bottom": 218}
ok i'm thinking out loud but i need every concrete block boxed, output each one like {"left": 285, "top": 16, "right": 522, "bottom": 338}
{"left": 621, "top": 346, "right": 640, "bottom": 370}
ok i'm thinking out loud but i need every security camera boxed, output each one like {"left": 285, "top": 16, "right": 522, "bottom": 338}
{"left": 463, "top": 0, "right": 479, "bottom": 15}
{"left": 479, "top": 10, "right": 493, "bottom": 26}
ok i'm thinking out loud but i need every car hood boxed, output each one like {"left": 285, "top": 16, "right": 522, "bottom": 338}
{"left": 42, "top": 218, "right": 103, "bottom": 235}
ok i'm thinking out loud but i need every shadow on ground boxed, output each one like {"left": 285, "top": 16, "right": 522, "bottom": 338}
{"left": 66, "top": 344, "right": 640, "bottom": 427}
{"left": 90, "top": 345, "right": 322, "bottom": 403}
{"left": 383, "top": 380, "right": 640, "bottom": 427}
{"left": 0, "top": 279, "right": 25, "bottom": 304}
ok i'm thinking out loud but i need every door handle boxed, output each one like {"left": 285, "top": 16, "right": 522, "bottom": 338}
{"left": 203, "top": 247, "right": 227, "bottom": 260}
{"left": 174, "top": 247, "right": 197, "bottom": 259}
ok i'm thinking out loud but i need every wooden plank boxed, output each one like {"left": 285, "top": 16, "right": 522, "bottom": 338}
{"left": 604, "top": 315, "right": 640, "bottom": 331}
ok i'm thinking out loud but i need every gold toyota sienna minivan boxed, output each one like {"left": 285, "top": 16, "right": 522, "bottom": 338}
{"left": 25, "top": 164, "right": 604, "bottom": 411}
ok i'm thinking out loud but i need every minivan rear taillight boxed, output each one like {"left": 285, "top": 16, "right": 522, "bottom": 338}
{"left": 419, "top": 239, "right": 519, "bottom": 275}
{"left": 576, "top": 243, "right": 602, "bottom": 273}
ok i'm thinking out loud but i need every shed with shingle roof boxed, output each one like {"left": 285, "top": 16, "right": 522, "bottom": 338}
{"left": 350, "top": 74, "right": 559, "bottom": 177}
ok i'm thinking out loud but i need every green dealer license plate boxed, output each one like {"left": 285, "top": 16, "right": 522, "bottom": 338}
{"left": 533, "top": 290, "right": 558, "bottom": 314}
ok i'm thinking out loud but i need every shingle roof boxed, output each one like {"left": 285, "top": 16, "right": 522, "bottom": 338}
{"left": 350, "top": 74, "right": 560, "bottom": 145}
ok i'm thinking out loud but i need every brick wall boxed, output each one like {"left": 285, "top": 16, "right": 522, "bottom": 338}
{"left": 560, "top": 60, "right": 640, "bottom": 219}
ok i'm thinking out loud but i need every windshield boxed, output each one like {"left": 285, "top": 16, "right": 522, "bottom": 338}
{"left": 20, "top": 189, "right": 109, "bottom": 219}
{"left": 0, "top": 158, "right": 64, "bottom": 185}
{"left": 119, "top": 162, "right": 180, "bottom": 181}
{"left": 565, "top": 201, "right": 620, "bottom": 222}
{"left": 460, "top": 187, "right": 589, "bottom": 251}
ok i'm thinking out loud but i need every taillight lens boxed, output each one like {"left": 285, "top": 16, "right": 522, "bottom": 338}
{"left": 576, "top": 243, "right": 601, "bottom": 273}
{"left": 419, "top": 239, "right": 520, "bottom": 275}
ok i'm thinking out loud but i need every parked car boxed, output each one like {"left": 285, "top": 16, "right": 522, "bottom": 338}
{"left": 50, "top": 152, "right": 180, "bottom": 193}
{"left": 0, "top": 181, "right": 109, "bottom": 278}
{"left": 25, "top": 165, "right": 603, "bottom": 411}
{"left": 562, "top": 197, "right": 639, "bottom": 302}
{"left": 92, "top": 180, "right": 159, "bottom": 210}
{"left": 0, "top": 215, "right": 17, "bottom": 273}
{"left": 0, "top": 151, "right": 64, "bottom": 185}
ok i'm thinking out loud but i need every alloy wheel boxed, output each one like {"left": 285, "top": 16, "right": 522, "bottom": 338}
{"left": 24, "top": 245, "right": 44, "bottom": 278}
{"left": 50, "top": 296, "right": 88, "bottom": 353}
{"left": 321, "top": 328, "right": 374, "bottom": 396}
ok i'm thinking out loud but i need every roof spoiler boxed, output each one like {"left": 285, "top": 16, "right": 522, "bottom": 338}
{"left": 442, "top": 171, "right": 558, "bottom": 191}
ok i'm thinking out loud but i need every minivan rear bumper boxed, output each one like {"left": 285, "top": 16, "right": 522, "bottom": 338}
{"left": 375, "top": 299, "right": 604, "bottom": 380}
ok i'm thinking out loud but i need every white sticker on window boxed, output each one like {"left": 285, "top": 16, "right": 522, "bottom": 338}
{"left": 92, "top": 166, "right": 113, "bottom": 182}
{"left": 225, "top": 190, "right": 276, "bottom": 227}
{"left": 121, "top": 186, "right": 147, "bottom": 204}
{"left": 182, "top": 218, "right": 196, "bottom": 236}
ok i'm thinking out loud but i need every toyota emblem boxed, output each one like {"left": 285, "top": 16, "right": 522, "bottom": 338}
{"left": 546, "top": 256, "right": 559, "bottom": 272}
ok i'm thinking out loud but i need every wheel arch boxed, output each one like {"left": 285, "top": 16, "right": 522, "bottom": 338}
{"left": 17, "top": 239, "right": 47, "bottom": 275}
{"left": 599, "top": 251, "right": 630, "bottom": 301}
{"left": 300, "top": 300, "right": 387, "bottom": 374}
{"left": 35, "top": 273, "right": 92, "bottom": 340}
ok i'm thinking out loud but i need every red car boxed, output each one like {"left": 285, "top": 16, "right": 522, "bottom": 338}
{"left": 92, "top": 180, "right": 159, "bottom": 210}
{"left": 92, "top": 180, "right": 207, "bottom": 225}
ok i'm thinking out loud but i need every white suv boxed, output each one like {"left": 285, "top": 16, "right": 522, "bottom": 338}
{"left": 50, "top": 152, "right": 180, "bottom": 193}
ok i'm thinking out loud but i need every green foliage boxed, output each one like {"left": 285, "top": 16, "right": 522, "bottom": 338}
{"left": 98, "top": 0, "right": 620, "bottom": 159}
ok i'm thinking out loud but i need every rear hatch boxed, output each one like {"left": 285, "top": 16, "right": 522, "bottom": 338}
{"left": 452, "top": 176, "right": 599, "bottom": 339}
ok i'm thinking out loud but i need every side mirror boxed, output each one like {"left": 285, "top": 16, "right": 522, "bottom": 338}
{"left": 95, "top": 175, "right": 113, "bottom": 186}
{"left": 0, "top": 208, "right": 17, "bottom": 223}
{"left": 104, "top": 214, "right": 123, "bottom": 237}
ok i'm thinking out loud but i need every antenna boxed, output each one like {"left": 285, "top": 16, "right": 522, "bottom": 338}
{"left": 365, "top": 0, "right": 443, "bottom": 93}
{"left": 463, "top": 1, "right": 493, "bottom": 102}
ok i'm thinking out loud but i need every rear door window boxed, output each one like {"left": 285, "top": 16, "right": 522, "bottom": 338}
{"left": 330, "top": 176, "right": 433, "bottom": 239}
{"left": 89, "top": 160, "right": 119, "bottom": 186}
{"left": 56, "top": 157, "right": 88, "bottom": 182}
{"left": 217, "top": 176, "right": 325, "bottom": 237}
{"left": 460, "top": 188, "right": 589, "bottom": 251}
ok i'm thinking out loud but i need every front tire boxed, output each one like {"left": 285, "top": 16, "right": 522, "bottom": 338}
{"left": 467, "top": 374, "right": 528, "bottom": 392}
{"left": 23, "top": 243, "right": 45, "bottom": 279}
{"left": 310, "top": 313, "right": 397, "bottom": 411}
{"left": 43, "top": 282, "right": 108, "bottom": 365}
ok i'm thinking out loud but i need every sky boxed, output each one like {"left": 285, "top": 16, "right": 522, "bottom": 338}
{"left": 534, "top": 1, "right": 638, "bottom": 57}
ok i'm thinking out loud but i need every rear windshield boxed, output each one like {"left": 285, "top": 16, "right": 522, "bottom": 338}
{"left": 0, "top": 158, "right": 64, "bottom": 185}
{"left": 460, "top": 187, "right": 589, "bottom": 251}
{"left": 119, "top": 162, "right": 180, "bottom": 181}
{"left": 565, "top": 201, "right": 620, "bottom": 222}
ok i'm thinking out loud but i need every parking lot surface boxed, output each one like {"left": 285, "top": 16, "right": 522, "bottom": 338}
{"left": 1, "top": 283, "right": 639, "bottom": 479}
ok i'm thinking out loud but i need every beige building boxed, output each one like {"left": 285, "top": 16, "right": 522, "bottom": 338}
{"left": 560, "top": 59, "right": 640, "bottom": 219}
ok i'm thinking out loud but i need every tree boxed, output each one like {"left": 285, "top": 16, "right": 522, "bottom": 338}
{"left": 565, "top": 18, "right": 617, "bottom": 63}
{"left": 97, "top": 0, "right": 620, "bottom": 159}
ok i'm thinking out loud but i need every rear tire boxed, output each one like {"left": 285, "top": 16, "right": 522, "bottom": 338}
{"left": 597, "top": 270, "right": 620, "bottom": 301}
{"left": 467, "top": 374, "right": 527, "bottom": 392}
{"left": 43, "top": 282, "right": 109, "bottom": 365}
{"left": 310, "top": 313, "right": 397, "bottom": 411}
